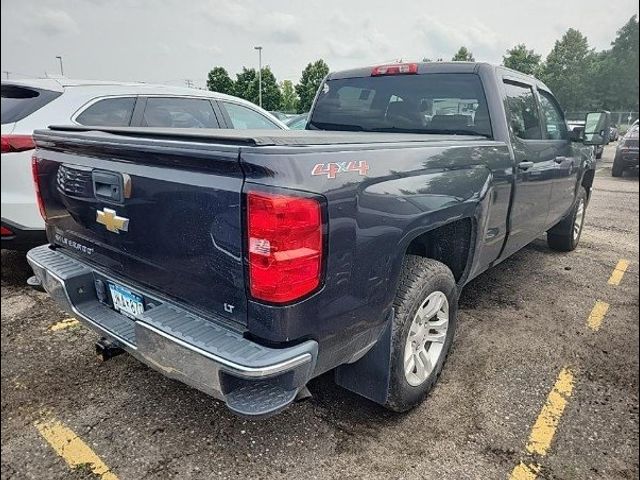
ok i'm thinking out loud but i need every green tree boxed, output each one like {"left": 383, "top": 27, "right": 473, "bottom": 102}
{"left": 452, "top": 47, "right": 474, "bottom": 62}
{"left": 503, "top": 44, "right": 542, "bottom": 75}
{"left": 295, "top": 59, "right": 330, "bottom": 113}
{"left": 280, "top": 80, "right": 298, "bottom": 113}
{"left": 594, "top": 16, "right": 639, "bottom": 111}
{"left": 206, "top": 66, "right": 234, "bottom": 95}
{"left": 540, "top": 29, "right": 597, "bottom": 111}
{"left": 258, "top": 66, "right": 283, "bottom": 111}
{"left": 234, "top": 67, "right": 258, "bottom": 101}
{"left": 233, "top": 66, "right": 282, "bottom": 111}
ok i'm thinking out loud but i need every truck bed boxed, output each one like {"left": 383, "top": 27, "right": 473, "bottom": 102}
{"left": 45, "top": 125, "right": 490, "bottom": 147}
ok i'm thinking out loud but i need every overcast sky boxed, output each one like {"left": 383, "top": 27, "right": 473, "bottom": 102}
{"left": 2, "top": 0, "right": 638, "bottom": 88}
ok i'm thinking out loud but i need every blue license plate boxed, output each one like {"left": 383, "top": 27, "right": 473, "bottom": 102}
{"left": 109, "top": 283, "right": 144, "bottom": 318}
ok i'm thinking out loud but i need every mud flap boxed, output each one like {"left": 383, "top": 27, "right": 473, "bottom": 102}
{"left": 334, "top": 310, "right": 393, "bottom": 406}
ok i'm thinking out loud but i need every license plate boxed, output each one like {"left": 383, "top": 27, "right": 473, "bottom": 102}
{"left": 109, "top": 283, "right": 144, "bottom": 318}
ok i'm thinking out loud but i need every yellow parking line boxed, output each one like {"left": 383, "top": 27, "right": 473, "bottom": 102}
{"left": 587, "top": 301, "right": 610, "bottom": 332}
{"left": 35, "top": 418, "right": 118, "bottom": 480}
{"left": 509, "top": 462, "right": 540, "bottom": 480}
{"left": 608, "top": 259, "right": 630, "bottom": 286}
{"left": 525, "top": 367, "right": 575, "bottom": 456}
{"left": 508, "top": 368, "right": 575, "bottom": 480}
{"left": 50, "top": 318, "right": 80, "bottom": 332}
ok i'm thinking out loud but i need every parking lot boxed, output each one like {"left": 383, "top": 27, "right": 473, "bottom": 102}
{"left": 1, "top": 144, "right": 637, "bottom": 480}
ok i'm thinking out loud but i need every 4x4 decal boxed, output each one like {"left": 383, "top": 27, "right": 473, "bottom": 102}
{"left": 311, "top": 160, "right": 369, "bottom": 179}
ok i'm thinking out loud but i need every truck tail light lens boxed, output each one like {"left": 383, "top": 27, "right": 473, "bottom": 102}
{"left": 31, "top": 156, "right": 47, "bottom": 220}
{"left": 1, "top": 134, "right": 35, "bottom": 153}
{"left": 247, "top": 191, "right": 323, "bottom": 303}
{"left": 371, "top": 63, "right": 418, "bottom": 76}
{"left": 1, "top": 226, "right": 13, "bottom": 237}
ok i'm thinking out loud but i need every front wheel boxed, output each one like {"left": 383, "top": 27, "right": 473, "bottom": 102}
{"left": 384, "top": 256, "right": 458, "bottom": 412}
{"left": 547, "top": 188, "right": 588, "bottom": 252}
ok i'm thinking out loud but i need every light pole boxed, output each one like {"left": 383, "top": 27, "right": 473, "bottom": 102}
{"left": 56, "top": 56, "right": 64, "bottom": 76}
{"left": 254, "top": 46, "right": 263, "bottom": 108}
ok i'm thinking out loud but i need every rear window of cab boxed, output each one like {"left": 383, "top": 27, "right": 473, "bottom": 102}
{"left": 309, "top": 73, "right": 492, "bottom": 138}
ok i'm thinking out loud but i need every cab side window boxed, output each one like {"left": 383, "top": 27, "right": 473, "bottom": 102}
{"left": 503, "top": 82, "right": 542, "bottom": 140}
{"left": 538, "top": 90, "right": 569, "bottom": 140}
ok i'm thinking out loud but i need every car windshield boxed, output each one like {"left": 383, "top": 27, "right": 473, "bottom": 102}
{"left": 309, "top": 73, "right": 492, "bottom": 137}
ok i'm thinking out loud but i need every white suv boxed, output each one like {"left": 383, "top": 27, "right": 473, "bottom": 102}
{"left": 1, "top": 78, "right": 286, "bottom": 251}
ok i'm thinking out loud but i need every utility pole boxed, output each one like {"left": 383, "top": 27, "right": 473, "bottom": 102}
{"left": 55, "top": 56, "right": 64, "bottom": 76}
{"left": 185, "top": 79, "right": 194, "bottom": 88}
{"left": 2, "top": 71, "right": 9, "bottom": 80}
{"left": 254, "top": 46, "right": 263, "bottom": 108}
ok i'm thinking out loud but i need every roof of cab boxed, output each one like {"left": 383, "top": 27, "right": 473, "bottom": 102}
{"left": 327, "top": 61, "right": 489, "bottom": 80}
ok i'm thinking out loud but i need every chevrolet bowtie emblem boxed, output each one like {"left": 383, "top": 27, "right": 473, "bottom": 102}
{"left": 96, "top": 208, "right": 129, "bottom": 234}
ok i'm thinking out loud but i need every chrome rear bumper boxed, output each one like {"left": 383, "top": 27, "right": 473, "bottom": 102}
{"left": 27, "top": 244, "right": 317, "bottom": 417}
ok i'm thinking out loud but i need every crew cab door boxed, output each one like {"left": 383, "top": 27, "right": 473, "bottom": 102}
{"left": 500, "top": 80, "right": 556, "bottom": 258}
{"left": 536, "top": 89, "right": 579, "bottom": 225}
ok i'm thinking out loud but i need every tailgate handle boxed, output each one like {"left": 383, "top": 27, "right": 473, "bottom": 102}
{"left": 92, "top": 171, "right": 125, "bottom": 203}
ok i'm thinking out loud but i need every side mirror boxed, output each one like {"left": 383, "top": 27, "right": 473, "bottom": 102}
{"left": 583, "top": 111, "right": 611, "bottom": 146}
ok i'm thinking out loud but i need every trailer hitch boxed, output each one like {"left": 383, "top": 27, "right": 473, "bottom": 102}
{"left": 95, "top": 337, "right": 125, "bottom": 362}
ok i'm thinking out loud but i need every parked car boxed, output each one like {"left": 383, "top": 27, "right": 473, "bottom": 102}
{"left": 568, "top": 120, "right": 604, "bottom": 159}
{"left": 1, "top": 79, "right": 286, "bottom": 251}
{"left": 27, "top": 62, "right": 608, "bottom": 417}
{"left": 612, "top": 124, "right": 639, "bottom": 177}
{"left": 285, "top": 113, "right": 308, "bottom": 130}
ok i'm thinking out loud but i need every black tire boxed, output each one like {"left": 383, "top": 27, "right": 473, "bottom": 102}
{"left": 547, "top": 188, "right": 588, "bottom": 252}
{"left": 612, "top": 153, "right": 625, "bottom": 177}
{"left": 596, "top": 148, "right": 603, "bottom": 160}
{"left": 384, "top": 256, "right": 458, "bottom": 412}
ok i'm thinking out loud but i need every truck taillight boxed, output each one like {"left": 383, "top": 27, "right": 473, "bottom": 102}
{"left": 31, "top": 156, "right": 46, "bottom": 220}
{"left": 1, "top": 134, "right": 35, "bottom": 153}
{"left": 371, "top": 63, "right": 418, "bottom": 76}
{"left": 247, "top": 191, "right": 323, "bottom": 304}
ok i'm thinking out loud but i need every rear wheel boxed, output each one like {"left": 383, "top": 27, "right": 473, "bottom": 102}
{"left": 547, "top": 188, "right": 587, "bottom": 252}
{"left": 384, "top": 256, "right": 458, "bottom": 412}
{"left": 612, "top": 153, "right": 625, "bottom": 177}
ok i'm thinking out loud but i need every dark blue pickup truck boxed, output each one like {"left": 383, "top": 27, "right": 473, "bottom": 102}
{"left": 27, "top": 63, "right": 609, "bottom": 417}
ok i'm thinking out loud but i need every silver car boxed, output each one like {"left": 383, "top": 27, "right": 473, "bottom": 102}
{"left": 1, "top": 78, "right": 287, "bottom": 250}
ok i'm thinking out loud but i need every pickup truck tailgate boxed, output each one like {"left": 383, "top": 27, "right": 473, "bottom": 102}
{"left": 33, "top": 130, "right": 247, "bottom": 325}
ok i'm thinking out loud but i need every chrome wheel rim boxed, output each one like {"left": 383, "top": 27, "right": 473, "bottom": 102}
{"left": 404, "top": 291, "right": 450, "bottom": 387}
{"left": 574, "top": 199, "right": 585, "bottom": 241}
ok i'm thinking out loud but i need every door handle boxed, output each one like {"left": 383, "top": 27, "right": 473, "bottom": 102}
{"left": 518, "top": 161, "right": 535, "bottom": 171}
